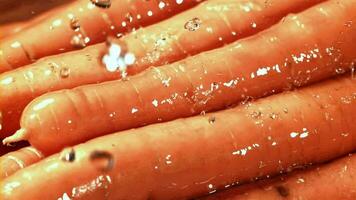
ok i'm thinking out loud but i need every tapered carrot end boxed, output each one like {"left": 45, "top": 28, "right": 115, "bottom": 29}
{"left": 2, "top": 129, "right": 28, "bottom": 146}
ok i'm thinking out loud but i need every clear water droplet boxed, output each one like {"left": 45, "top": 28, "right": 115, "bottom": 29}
{"left": 125, "top": 12, "right": 133, "bottom": 23}
{"left": 269, "top": 113, "right": 278, "bottom": 119}
{"left": 283, "top": 108, "right": 289, "bottom": 114}
{"left": 158, "top": 1, "right": 166, "bottom": 9}
{"left": 90, "top": 0, "right": 111, "bottom": 8}
{"left": 60, "top": 67, "right": 70, "bottom": 78}
{"left": 335, "top": 67, "right": 346, "bottom": 74}
{"left": 70, "top": 18, "right": 80, "bottom": 31}
{"left": 60, "top": 148, "right": 76, "bottom": 162}
{"left": 70, "top": 34, "right": 86, "bottom": 48}
{"left": 184, "top": 17, "right": 202, "bottom": 31}
{"left": 250, "top": 111, "right": 262, "bottom": 119}
{"left": 90, "top": 150, "right": 114, "bottom": 172}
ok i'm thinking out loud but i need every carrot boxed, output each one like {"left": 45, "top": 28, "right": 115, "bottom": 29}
{"left": 0, "top": 146, "right": 43, "bottom": 179}
{"left": 1, "top": 76, "right": 355, "bottom": 200}
{"left": 0, "top": 0, "right": 202, "bottom": 72}
{"left": 0, "top": 0, "right": 324, "bottom": 138}
{"left": 0, "top": 0, "right": 74, "bottom": 39}
{"left": 201, "top": 154, "right": 356, "bottom": 200}
{"left": 4, "top": 0, "right": 355, "bottom": 154}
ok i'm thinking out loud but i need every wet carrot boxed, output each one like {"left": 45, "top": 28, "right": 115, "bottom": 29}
{"left": 0, "top": 0, "right": 202, "bottom": 72}
{"left": 4, "top": 0, "right": 355, "bottom": 154}
{"left": 0, "top": 146, "right": 43, "bottom": 179}
{"left": 1, "top": 76, "right": 355, "bottom": 199}
{"left": 0, "top": 0, "right": 73, "bottom": 39}
{"left": 0, "top": 0, "right": 324, "bottom": 138}
{"left": 201, "top": 154, "right": 356, "bottom": 200}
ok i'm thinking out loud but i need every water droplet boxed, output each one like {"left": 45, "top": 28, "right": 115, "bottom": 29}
{"left": 176, "top": 0, "right": 183, "bottom": 4}
{"left": 125, "top": 12, "right": 133, "bottom": 23}
{"left": 208, "top": 116, "right": 216, "bottom": 124}
{"left": 147, "top": 10, "right": 153, "bottom": 16}
{"left": 60, "top": 67, "right": 70, "bottom": 78}
{"left": 269, "top": 113, "right": 278, "bottom": 119}
{"left": 283, "top": 108, "right": 289, "bottom": 114}
{"left": 250, "top": 111, "right": 262, "bottom": 119}
{"left": 344, "top": 20, "right": 353, "bottom": 27}
{"left": 70, "top": 34, "right": 86, "bottom": 48}
{"left": 90, "top": 150, "right": 114, "bottom": 172}
{"left": 90, "top": 0, "right": 111, "bottom": 8}
{"left": 335, "top": 67, "right": 346, "bottom": 74}
{"left": 70, "top": 18, "right": 80, "bottom": 31}
{"left": 158, "top": 1, "right": 166, "bottom": 9}
{"left": 184, "top": 17, "right": 202, "bottom": 31}
{"left": 60, "top": 148, "right": 76, "bottom": 162}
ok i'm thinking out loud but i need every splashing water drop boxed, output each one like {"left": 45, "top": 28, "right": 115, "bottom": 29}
{"left": 60, "top": 148, "right": 76, "bottom": 162}
{"left": 60, "top": 67, "right": 71, "bottom": 78}
{"left": 184, "top": 17, "right": 202, "bottom": 31}
{"left": 90, "top": 0, "right": 111, "bottom": 8}
{"left": 90, "top": 150, "right": 114, "bottom": 172}
{"left": 102, "top": 39, "right": 136, "bottom": 78}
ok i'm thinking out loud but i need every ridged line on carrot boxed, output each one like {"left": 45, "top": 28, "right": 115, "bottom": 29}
{"left": 0, "top": 0, "right": 324, "bottom": 138}
{"left": 0, "top": 146, "right": 43, "bottom": 179}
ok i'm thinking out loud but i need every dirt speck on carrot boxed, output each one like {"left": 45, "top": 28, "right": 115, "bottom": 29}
{"left": 59, "top": 148, "right": 76, "bottom": 162}
{"left": 90, "top": 150, "right": 114, "bottom": 172}
{"left": 275, "top": 185, "right": 289, "bottom": 197}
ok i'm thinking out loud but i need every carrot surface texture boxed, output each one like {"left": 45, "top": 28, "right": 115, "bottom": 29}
{"left": 0, "top": 146, "right": 43, "bottom": 179}
{"left": 0, "top": 0, "right": 202, "bottom": 72}
{"left": 1, "top": 76, "right": 355, "bottom": 200}
{"left": 0, "top": 0, "right": 323, "bottom": 138}
{"left": 4, "top": 0, "right": 355, "bottom": 155}
{"left": 201, "top": 154, "right": 356, "bottom": 200}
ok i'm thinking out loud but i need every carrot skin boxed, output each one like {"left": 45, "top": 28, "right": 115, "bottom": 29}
{"left": 201, "top": 154, "right": 356, "bottom": 200}
{"left": 0, "top": 0, "right": 202, "bottom": 72}
{"left": 8, "top": 0, "right": 355, "bottom": 154}
{"left": 1, "top": 76, "right": 355, "bottom": 200}
{"left": 0, "top": 146, "right": 43, "bottom": 179}
{"left": 0, "top": 0, "right": 324, "bottom": 138}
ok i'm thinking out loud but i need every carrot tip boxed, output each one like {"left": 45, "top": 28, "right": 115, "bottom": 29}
{"left": 2, "top": 129, "right": 27, "bottom": 146}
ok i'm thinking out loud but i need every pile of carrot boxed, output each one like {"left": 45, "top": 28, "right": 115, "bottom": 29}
{"left": 0, "top": 0, "right": 355, "bottom": 199}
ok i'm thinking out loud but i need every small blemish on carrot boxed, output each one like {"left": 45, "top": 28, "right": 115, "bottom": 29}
{"left": 275, "top": 185, "right": 289, "bottom": 197}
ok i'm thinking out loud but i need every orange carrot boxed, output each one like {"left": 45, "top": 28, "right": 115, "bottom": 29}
{"left": 0, "top": 0, "right": 324, "bottom": 138}
{"left": 1, "top": 76, "right": 355, "bottom": 200}
{"left": 201, "top": 154, "right": 356, "bottom": 200}
{"left": 0, "top": 0, "right": 202, "bottom": 71}
{"left": 4, "top": 0, "right": 355, "bottom": 154}
{"left": 0, "top": 146, "right": 43, "bottom": 179}
{"left": 0, "top": 0, "right": 74, "bottom": 39}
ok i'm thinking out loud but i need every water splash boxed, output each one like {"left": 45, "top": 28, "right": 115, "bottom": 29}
{"left": 102, "top": 39, "right": 136, "bottom": 79}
